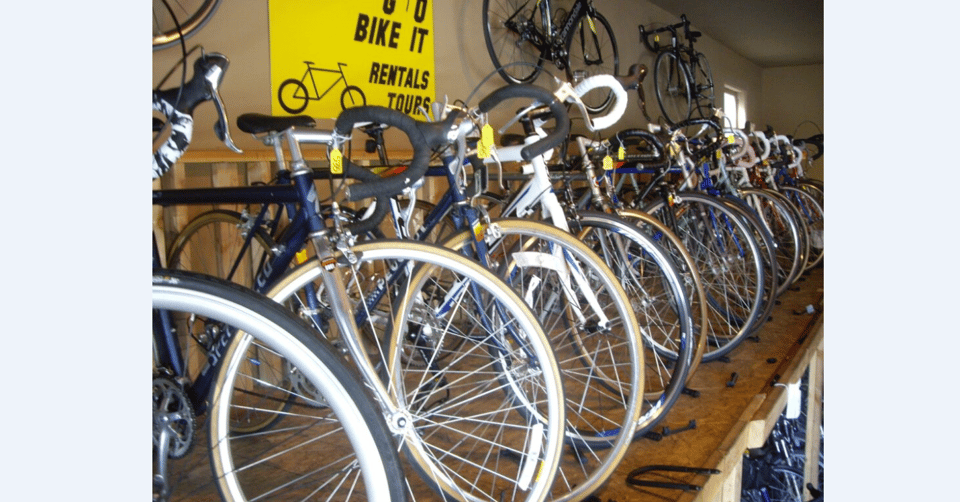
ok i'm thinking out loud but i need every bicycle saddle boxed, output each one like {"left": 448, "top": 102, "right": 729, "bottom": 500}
{"left": 236, "top": 113, "right": 317, "bottom": 134}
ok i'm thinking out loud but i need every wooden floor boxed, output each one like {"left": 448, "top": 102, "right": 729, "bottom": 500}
{"left": 590, "top": 265, "right": 824, "bottom": 502}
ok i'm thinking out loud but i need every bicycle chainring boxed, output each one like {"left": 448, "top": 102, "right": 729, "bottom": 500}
{"left": 153, "top": 375, "right": 197, "bottom": 459}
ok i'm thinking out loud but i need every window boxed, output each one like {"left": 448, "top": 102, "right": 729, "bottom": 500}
{"left": 722, "top": 87, "right": 746, "bottom": 129}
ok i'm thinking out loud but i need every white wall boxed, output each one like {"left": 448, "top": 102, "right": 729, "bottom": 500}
{"left": 153, "top": 0, "right": 819, "bottom": 171}
{"left": 761, "top": 64, "right": 825, "bottom": 181}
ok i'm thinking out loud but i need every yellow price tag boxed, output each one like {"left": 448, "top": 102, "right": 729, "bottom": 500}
{"left": 727, "top": 135, "right": 735, "bottom": 144}
{"left": 715, "top": 149, "right": 722, "bottom": 160}
{"left": 617, "top": 146, "right": 625, "bottom": 161}
{"left": 602, "top": 155, "right": 613, "bottom": 171}
{"left": 478, "top": 124, "right": 494, "bottom": 159}
{"left": 472, "top": 221, "right": 485, "bottom": 241}
{"left": 295, "top": 248, "right": 309, "bottom": 264}
{"left": 330, "top": 148, "right": 343, "bottom": 174}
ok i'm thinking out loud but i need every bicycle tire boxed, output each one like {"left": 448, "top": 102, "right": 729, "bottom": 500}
{"left": 738, "top": 189, "right": 804, "bottom": 295}
{"left": 780, "top": 186, "right": 824, "bottom": 271}
{"left": 653, "top": 50, "right": 693, "bottom": 126}
{"left": 438, "top": 218, "right": 644, "bottom": 501}
{"left": 644, "top": 192, "right": 765, "bottom": 361}
{"left": 799, "top": 179, "right": 824, "bottom": 208}
{"left": 615, "top": 208, "right": 708, "bottom": 382}
{"left": 166, "top": 209, "right": 275, "bottom": 287}
{"left": 266, "top": 240, "right": 566, "bottom": 502}
{"left": 153, "top": 0, "right": 222, "bottom": 51}
{"left": 759, "top": 463, "right": 806, "bottom": 502}
{"left": 564, "top": 10, "right": 619, "bottom": 114}
{"left": 483, "top": 0, "right": 546, "bottom": 84}
{"left": 152, "top": 270, "right": 405, "bottom": 502}
{"left": 403, "top": 199, "right": 462, "bottom": 243}
{"left": 714, "top": 194, "right": 780, "bottom": 327}
{"left": 568, "top": 211, "right": 694, "bottom": 439}
{"left": 278, "top": 79, "right": 310, "bottom": 114}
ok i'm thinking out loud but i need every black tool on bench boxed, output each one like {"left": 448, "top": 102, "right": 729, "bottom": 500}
{"left": 625, "top": 464, "right": 721, "bottom": 491}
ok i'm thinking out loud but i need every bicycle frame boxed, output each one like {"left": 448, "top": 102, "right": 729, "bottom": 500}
{"left": 154, "top": 123, "right": 545, "bottom": 405}
{"left": 388, "top": 151, "right": 613, "bottom": 336}
{"left": 503, "top": 0, "right": 603, "bottom": 67}
{"left": 153, "top": 237, "right": 232, "bottom": 416}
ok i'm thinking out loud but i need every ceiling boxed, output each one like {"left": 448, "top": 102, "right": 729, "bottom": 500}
{"left": 643, "top": 0, "right": 823, "bottom": 68}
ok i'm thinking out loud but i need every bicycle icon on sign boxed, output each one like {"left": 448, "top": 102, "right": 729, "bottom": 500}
{"left": 277, "top": 61, "right": 366, "bottom": 114}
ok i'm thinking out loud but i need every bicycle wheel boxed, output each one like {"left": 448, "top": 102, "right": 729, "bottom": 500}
{"left": 439, "top": 218, "right": 644, "bottom": 501}
{"left": 644, "top": 192, "right": 765, "bottom": 361}
{"left": 799, "top": 179, "right": 824, "bottom": 209}
{"left": 152, "top": 270, "right": 405, "bottom": 502}
{"left": 153, "top": 0, "right": 222, "bottom": 50}
{"left": 568, "top": 212, "right": 694, "bottom": 438}
{"left": 653, "top": 50, "right": 693, "bottom": 126}
{"left": 780, "top": 186, "right": 824, "bottom": 271}
{"left": 166, "top": 209, "right": 274, "bottom": 286}
{"left": 266, "top": 240, "right": 566, "bottom": 502}
{"left": 564, "top": 11, "right": 619, "bottom": 114}
{"left": 278, "top": 79, "right": 310, "bottom": 114}
{"left": 759, "top": 463, "right": 806, "bottom": 502}
{"left": 616, "top": 208, "right": 708, "bottom": 382}
{"left": 739, "top": 189, "right": 805, "bottom": 295}
{"left": 715, "top": 195, "right": 780, "bottom": 329}
{"left": 483, "top": 0, "right": 546, "bottom": 84}
{"left": 690, "top": 52, "right": 715, "bottom": 119}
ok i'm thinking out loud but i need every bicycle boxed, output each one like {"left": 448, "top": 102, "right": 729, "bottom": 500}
{"left": 608, "top": 119, "right": 770, "bottom": 361}
{"left": 715, "top": 125, "right": 810, "bottom": 295}
{"left": 428, "top": 73, "right": 696, "bottom": 440}
{"left": 277, "top": 61, "right": 366, "bottom": 114}
{"left": 152, "top": 52, "right": 409, "bottom": 502}
{"left": 153, "top": 0, "right": 222, "bottom": 51}
{"left": 639, "top": 14, "right": 715, "bottom": 125}
{"left": 152, "top": 269, "right": 406, "bottom": 502}
{"left": 154, "top": 52, "right": 568, "bottom": 501}
{"left": 482, "top": 0, "right": 619, "bottom": 113}
{"left": 165, "top": 80, "right": 649, "bottom": 501}
{"left": 741, "top": 372, "right": 823, "bottom": 502}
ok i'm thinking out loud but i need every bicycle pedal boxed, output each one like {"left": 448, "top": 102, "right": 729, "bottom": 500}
{"left": 643, "top": 430, "right": 663, "bottom": 441}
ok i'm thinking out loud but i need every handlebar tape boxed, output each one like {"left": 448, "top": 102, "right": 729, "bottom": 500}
{"left": 477, "top": 84, "right": 570, "bottom": 160}
{"left": 152, "top": 54, "right": 231, "bottom": 179}
{"left": 611, "top": 128, "right": 665, "bottom": 163}
{"left": 573, "top": 74, "right": 628, "bottom": 131}
{"left": 152, "top": 95, "right": 194, "bottom": 179}
{"left": 334, "top": 106, "right": 433, "bottom": 202}
{"left": 672, "top": 118, "right": 723, "bottom": 161}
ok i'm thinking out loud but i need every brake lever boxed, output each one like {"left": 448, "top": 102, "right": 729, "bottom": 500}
{"left": 202, "top": 55, "right": 243, "bottom": 153}
{"left": 207, "top": 85, "right": 243, "bottom": 154}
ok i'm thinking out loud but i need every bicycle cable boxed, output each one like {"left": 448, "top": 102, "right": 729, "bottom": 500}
{"left": 153, "top": 0, "right": 190, "bottom": 146}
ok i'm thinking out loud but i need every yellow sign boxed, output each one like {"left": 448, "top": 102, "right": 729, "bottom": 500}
{"left": 269, "top": 0, "right": 436, "bottom": 118}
